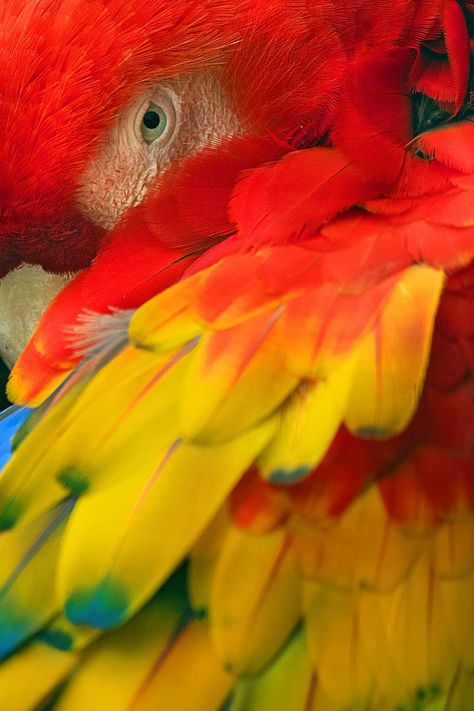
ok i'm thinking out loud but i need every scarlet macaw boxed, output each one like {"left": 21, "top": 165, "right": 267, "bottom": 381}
{"left": 0, "top": 1, "right": 472, "bottom": 710}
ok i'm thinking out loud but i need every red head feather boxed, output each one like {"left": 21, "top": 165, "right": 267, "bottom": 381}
{"left": 6, "top": 0, "right": 474, "bottom": 401}
{"left": 1, "top": 0, "right": 462, "bottom": 276}
{"left": 0, "top": 0, "right": 355, "bottom": 276}
{"left": 0, "top": 0, "right": 252, "bottom": 273}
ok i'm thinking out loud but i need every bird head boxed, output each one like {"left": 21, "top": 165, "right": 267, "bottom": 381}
{"left": 0, "top": 0, "right": 348, "bottom": 365}
{"left": 0, "top": 0, "right": 250, "bottom": 273}
{"left": 1, "top": 0, "right": 462, "bottom": 375}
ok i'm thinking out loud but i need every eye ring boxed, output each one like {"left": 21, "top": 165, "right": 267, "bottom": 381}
{"left": 135, "top": 87, "right": 178, "bottom": 147}
{"left": 140, "top": 103, "right": 168, "bottom": 144}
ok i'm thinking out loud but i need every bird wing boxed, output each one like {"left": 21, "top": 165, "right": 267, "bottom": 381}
{"left": 0, "top": 2, "right": 473, "bottom": 710}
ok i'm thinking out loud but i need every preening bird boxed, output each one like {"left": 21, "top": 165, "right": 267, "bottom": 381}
{"left": 0, "top": 0, "right": 248, "bottom": 365}
{"left": 0, "top": 1, "right": 473, "bottom": 710}
{"left": 0, "top": 67, "right": 242, "bottom": 364}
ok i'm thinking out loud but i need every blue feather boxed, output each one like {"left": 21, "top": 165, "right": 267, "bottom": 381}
{"left": 0, "top": 406, "right": 32, "bottom": 470}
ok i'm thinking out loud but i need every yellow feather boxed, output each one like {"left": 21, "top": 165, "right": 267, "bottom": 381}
{"left": 210, "top": 526, "right": 301, "bottom": 675}
{"left": 291, "top": 486, "right": 421, "bottom": 592}
{"left": 0, "top": 642, "right": 76, "bottom": 711}
{"left": 129, "top": 272, "right": 207, "bottom": 351}
{"left": 445, "top": 668, "right": 474, "bottom": 711}
{"left": 188, "top": 508, "right": 230, "bottom": 613}
{"left": 129, "top": 619, "right": 231, "bottom": 711}
{"left": 437, "top": 572, "right": 474, "bottom": 669}
{"left": 0, "top": 506, "right": 70, "bottom": 657}
{"left": 303, "top": 581, "right": 377, "bottom": 706}
{"left": 431, "top": 517, "right": 474, "bottom": 578}
{"left": 179, "top": 313, "right": 298, "bottom": 442}
{"left": 0, "top": 388, "right": 81, "bottom": 529}
{"left": 27, "top": 347, "right": 187, "bottom": 498}
{"left": 345, "top": 265, "right": 445, "bottom": 438}
{"left": 57, "top": 418, "right": 276, "bottom": 627}
{"left": 230, "top": 628, "right": 318, "bottom": 711}
{"left": 56, "top": 586, "right": 187, "bottom": 711}
{"left": 302, "top": 546, "right": 469, "bottom": 707}
{"left": 258, "top": 354, "right": 355, "bottom": 483}
{"left": 381, "top": 555, "right": 458, "bottom": 705}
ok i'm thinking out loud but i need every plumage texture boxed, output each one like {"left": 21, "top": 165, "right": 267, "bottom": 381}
{"left": 0, "top": 1, "right": 473, "bottom": 710}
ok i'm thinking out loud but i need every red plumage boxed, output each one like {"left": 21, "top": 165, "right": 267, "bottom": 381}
{"left": 9, "top": 1, "right": 474, "bottom": 412}
{"left": 0, "top": 2, "right": 474, "bottom": 707}
{"left": 0, "top": 0, "right": 473, "bottom": 541}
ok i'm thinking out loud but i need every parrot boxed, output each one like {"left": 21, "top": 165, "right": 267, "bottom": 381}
{"left": 0, "top": 0, "right": 472, "bottom": 710}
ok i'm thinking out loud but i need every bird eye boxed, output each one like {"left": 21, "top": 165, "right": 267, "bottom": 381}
{"left": 140, "top": 103, "right": 168, "bottom": 144}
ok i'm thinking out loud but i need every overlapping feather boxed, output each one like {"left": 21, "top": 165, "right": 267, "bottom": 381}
{"left": 0, "top": 2, "right": 473, "bottom": 710}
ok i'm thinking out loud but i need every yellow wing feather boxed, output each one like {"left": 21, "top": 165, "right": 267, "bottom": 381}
{"left": 0, "top": 245, "right": 468, "bottom": 711}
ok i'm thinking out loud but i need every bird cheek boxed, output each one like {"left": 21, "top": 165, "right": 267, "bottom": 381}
{"left": 75, "top": 150, "right": 158, "bottom": 231}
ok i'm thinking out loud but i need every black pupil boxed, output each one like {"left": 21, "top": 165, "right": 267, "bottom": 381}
{"left": 143, "top": 110, "right": 161, "bottom": 130}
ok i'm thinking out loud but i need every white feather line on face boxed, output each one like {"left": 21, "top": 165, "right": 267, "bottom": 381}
{"left": 0, "top": 70, "right": 241, "bottom": 368}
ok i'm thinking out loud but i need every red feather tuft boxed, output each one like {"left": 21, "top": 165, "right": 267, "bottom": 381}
{"left": 138, "top": 135, "right": 288, "bottom": 252}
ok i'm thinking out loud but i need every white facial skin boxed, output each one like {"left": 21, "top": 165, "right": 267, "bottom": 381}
{"left": 76, "top": 72, "right": 240, "bottom": 230}
{"left": 0, "top": 71, "right": 240, "bottom": 367}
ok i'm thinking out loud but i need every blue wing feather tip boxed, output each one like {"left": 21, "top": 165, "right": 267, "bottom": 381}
{"left": 65, "top": 580, "right": 129, "bottom": 630}
{"left": 268, "top": 465, "right": 312, "bottom": 485}
{"left": 0, "top": 406, "right": 32, "bottom": 470}
{"left": 0, "top": 607, "right": 32, "bottom": 660}
{"left": 36, "top": 628, "right": 74, "bottom": 652}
